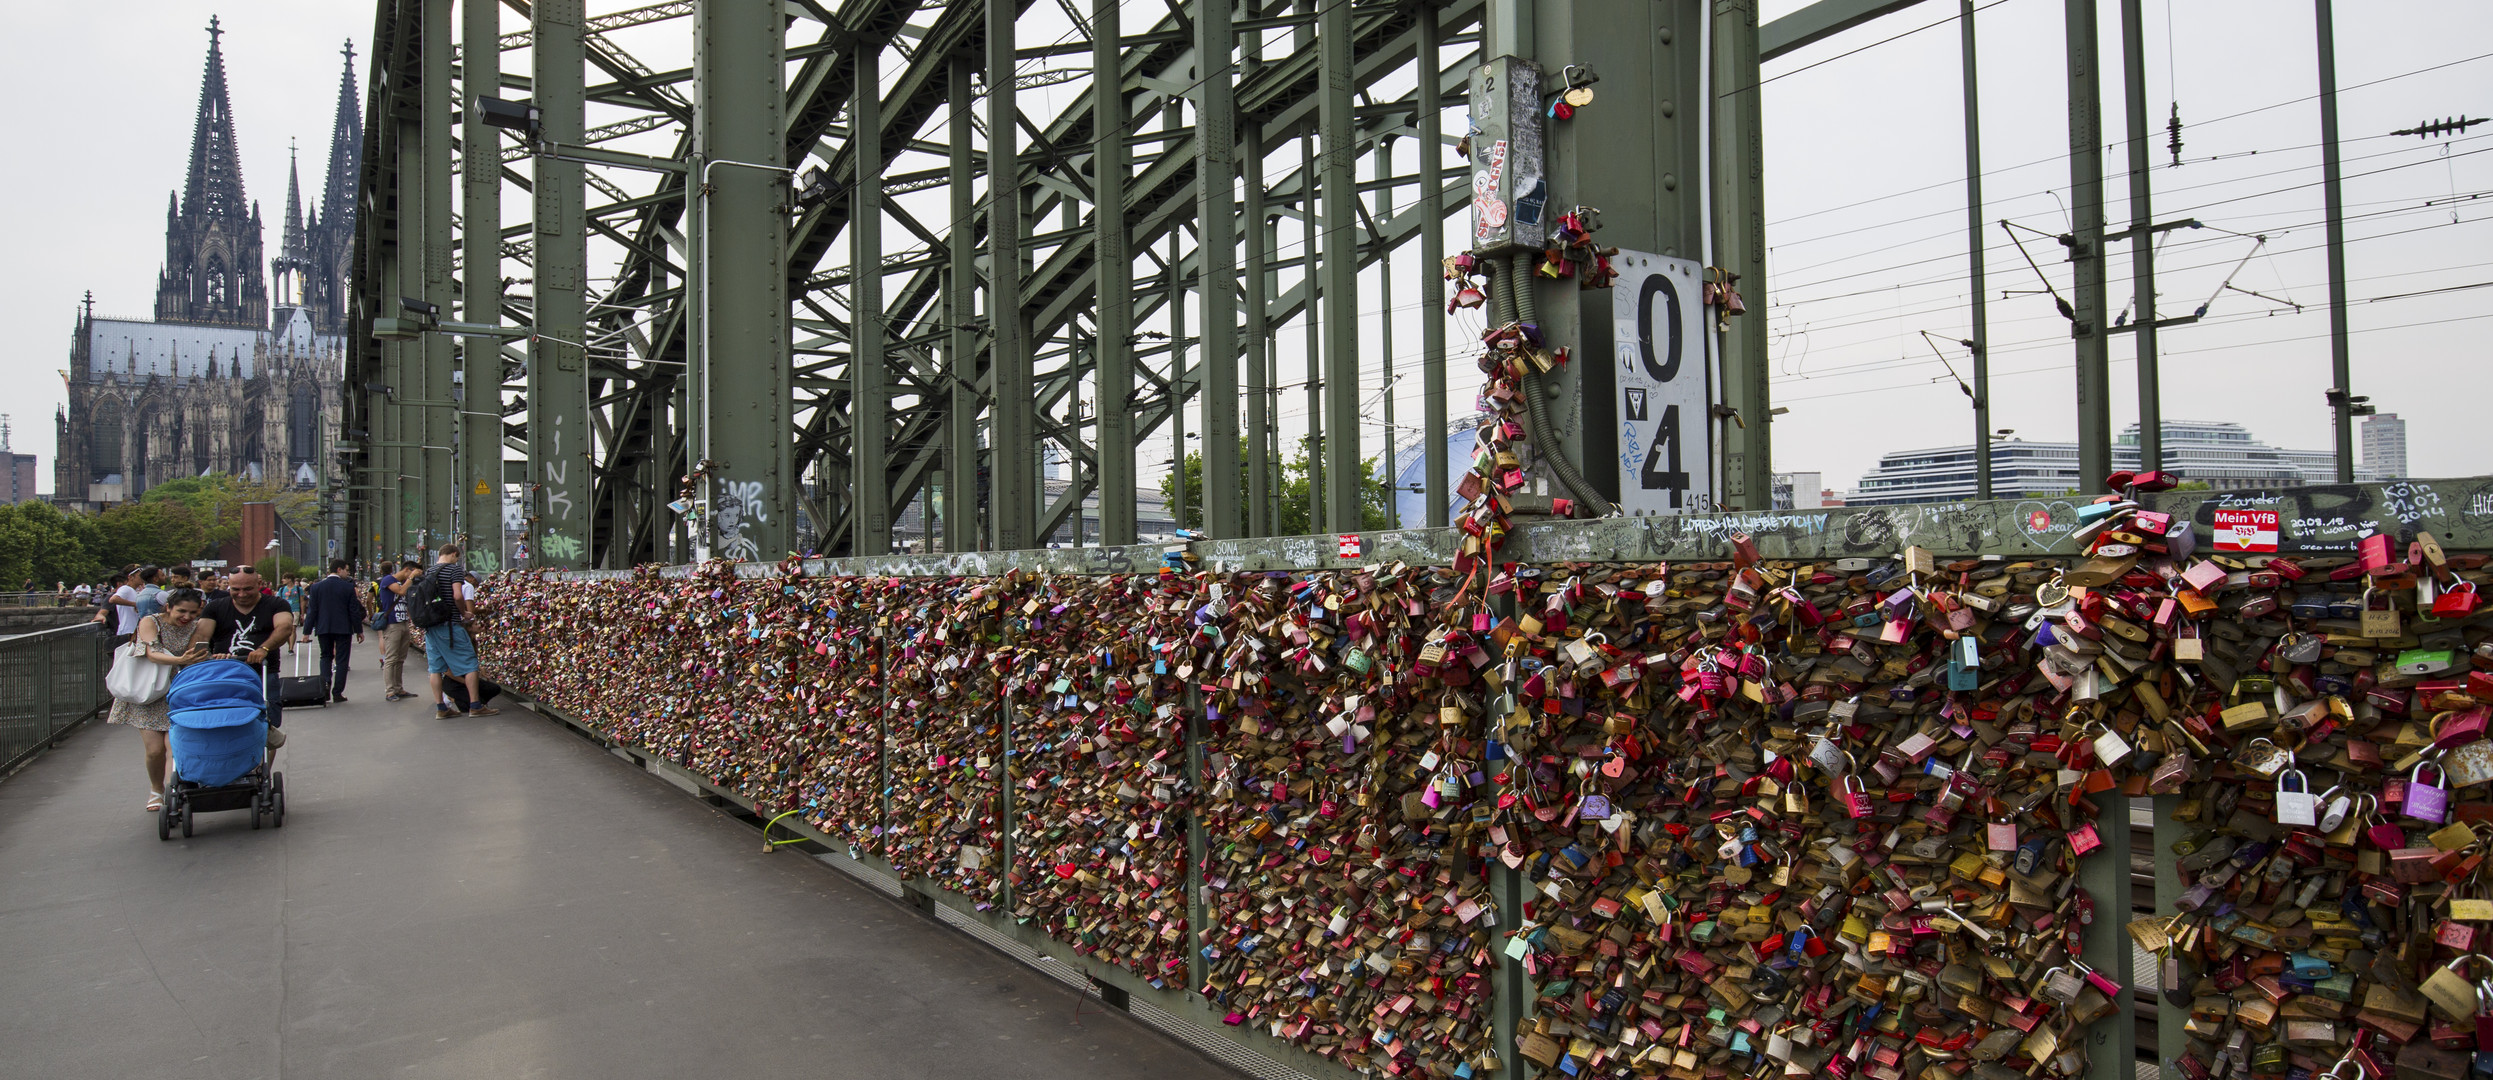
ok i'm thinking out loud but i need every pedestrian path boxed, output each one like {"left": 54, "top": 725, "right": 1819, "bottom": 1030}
{"left": 0, "top": 657, "right": 1228, "bottom": 1079}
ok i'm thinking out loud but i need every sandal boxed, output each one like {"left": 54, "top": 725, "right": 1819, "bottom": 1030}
{"left": 145, "top": 791, "right": 163, "bottom": 812}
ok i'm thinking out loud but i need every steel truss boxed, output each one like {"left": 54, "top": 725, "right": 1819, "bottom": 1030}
{"left": 350, "top": 0, "right": 1821, "bottom": 568}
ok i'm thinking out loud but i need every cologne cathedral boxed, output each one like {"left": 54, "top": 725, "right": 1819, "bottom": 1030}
{"left": 54, "top": 20, "right": 359, "bottom": 510}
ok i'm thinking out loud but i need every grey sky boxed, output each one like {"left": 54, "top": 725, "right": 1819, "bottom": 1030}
{"left": 6, "top": 1, "right": 2481, "bottom": 501}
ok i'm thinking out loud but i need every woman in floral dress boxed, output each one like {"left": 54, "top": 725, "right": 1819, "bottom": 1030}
{"left": 108, "top": 588, "right": 216, "bottom": 811}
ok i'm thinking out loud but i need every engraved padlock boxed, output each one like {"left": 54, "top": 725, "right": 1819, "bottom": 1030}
{"left": 2091, "top": 720, "right": 2135, "bottom": 768}
{"left": 2038, "top": 964, "right": 2085, "bottom": 1003}
{"left": 2276, "top": 768, "right": 2319, "bottom": 827}
{"left": 2318, "top": 785, "right": 2356, "bottom": 833}
{"left": 1840, "top": 774, "right": 1871, "bottom": 819}
{"left": 2409, "top": 760, "right": 2454, "bottom": 825}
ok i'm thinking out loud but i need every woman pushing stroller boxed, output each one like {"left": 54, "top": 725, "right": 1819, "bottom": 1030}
{"left": 106, "top": 588, "right": 216, "bottom": 812}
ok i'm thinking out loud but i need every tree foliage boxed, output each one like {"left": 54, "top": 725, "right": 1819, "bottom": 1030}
{"left": 1158, "top": 438, "right": 1396, "bottom": 537}
{"left": 141, "top": 473, "right": 319, "bottom": 552}
{"left": 92, "top": 500, "right": 212, "bottom": 570}
{"left": 0, "top": 502, "right": 108, "bottom": 589}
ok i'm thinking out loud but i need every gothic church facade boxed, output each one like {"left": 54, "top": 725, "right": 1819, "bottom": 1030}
{"left": 54, "top": 21, "right": 359, "bottom": 511}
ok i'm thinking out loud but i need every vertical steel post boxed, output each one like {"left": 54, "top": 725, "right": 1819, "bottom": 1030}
{"left": 531, "top": 0, "right": 589, "bottom": 568}
{"left": 1418, "top": 3, "right": 1449, "bottom": 529}
{"left": 1302, "top": 136, "right": 1323, "bottom": 532}
{"left": 986, "top": 0, "right": 1034, "bottom": 550}
{"left": 460, "top": 0, "right": 502, "bottom": 565}
{"left": 1709, "top": 0, "right": 1771, "bottom": 510}
{"left": 2079, "top": 792, "right": 2137, "bottom": 1080}
{"left": 1376, "top": 137, "right": 1396, "bottom": 528}
{"left": 2121, "top": 0, "right": 2161, "bottom": 472}
{"left": 1169, "top": 218, "right": 1189, "bottom": 532}
{"left": 1094, "top": 0, "right": 1135, "bottom": 545}
{"left": 947, "top": 56, "right": 981, "bottom": 551}
{"left": 1961, "top": 0, "right": 1992, "bottom": 499}
{"left": 1243, "top": 119, "right": 1271, "bottom": 537}
{"left": 2066, "top": 0, "right": 2112, "bottom": 493}
{"left": 2316, "top": 0, "right": 2354, "bottom": 482}
{"left": 1198, "top": 0, "right": 1242, "bottom": 539}
{"left": 853, "top": 39, "right": 891, "bottom": 556}
{"left": 419, "top": 0, "right": 458, "bottom": 545}
{"left": 1318, "top": 0, "right": 1361, "bottom": 532}
{"left": 693, "top": 0, "right": 793, "bottom": 561}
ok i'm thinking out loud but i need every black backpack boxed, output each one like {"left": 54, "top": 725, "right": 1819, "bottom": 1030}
{"left": 408, "top": 565, "right": 462, "bottom": 629}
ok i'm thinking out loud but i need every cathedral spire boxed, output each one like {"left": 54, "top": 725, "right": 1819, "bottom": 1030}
{"left": 282, "top": 143, "right": 307, "bottom": 260}
{"left": 182, "top": 15, "right": 249, "bottom": 222}
{"left": 319, "top": 41, "right": 361, "bottom": 235}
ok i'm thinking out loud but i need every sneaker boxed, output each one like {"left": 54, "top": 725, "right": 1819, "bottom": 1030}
{"left": 466, "top": 706, "right": 501, "bottom": 717}
{"left": 331, "top": 694, "right": 349, "bottom": 703}
{"left": 436, "top": 707, "right": 459, "bottom": 719}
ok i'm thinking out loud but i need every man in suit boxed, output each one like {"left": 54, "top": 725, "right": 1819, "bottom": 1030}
{"left": 301, "top": 559, "right": 369, "bottom": 703}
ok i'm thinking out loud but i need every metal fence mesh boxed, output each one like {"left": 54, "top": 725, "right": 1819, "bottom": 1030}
{"left": 0, "top": 625, "right": 108, "bottom": 776}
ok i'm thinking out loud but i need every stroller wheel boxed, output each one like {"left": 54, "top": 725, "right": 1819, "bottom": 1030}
{"left": 271, "top": 773, "right": 286, "bottom": 828}
{"left": 251, "top": 793, "right": 264, "bottom": 829}
{"left": 181, "top": 804, "right": 194, "bottom": 838}
{"left": 157, "top": 795, "right": 173, "bottom": 841}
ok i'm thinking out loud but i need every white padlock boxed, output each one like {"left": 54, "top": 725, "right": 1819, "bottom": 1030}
{"left": 2274, "top": 768, "right": 2319, "bottom": 827}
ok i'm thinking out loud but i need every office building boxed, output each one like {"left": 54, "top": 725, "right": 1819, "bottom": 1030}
{"left": 1847, "top": 420, "right": 2357, "bottom": 504}
{"left": 2363, "top": 413, "right": 2408, "bottom": 479}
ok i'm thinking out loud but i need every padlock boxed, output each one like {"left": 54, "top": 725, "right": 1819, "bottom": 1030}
{"left": 2437, "top": 582, "right": 2482, "bottom": 619}
{"left": 2364, "top": 586, "right": 2406, "bottom": 639}
{"left": 2411, "top": 761, "right": 2455, "bottom": 824}
{"left": 2276, "top": 768, "right": 2320, "bottom": 827}
{"left": 1840, "top": 775, "right": 1870, "bottom": 819}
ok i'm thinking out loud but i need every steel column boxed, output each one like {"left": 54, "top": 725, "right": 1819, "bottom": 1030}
{"left": 530, "top": 0, "right": 589, "bottom": 569}
{"left": 2066, "top": 0, "right": 2112, "bottom": 492}
{"left": 418, "top": 0, "right": 458, "bottom": 548}
{"left": 987, "top": 0, "right": 1034, "bottom": 550}
{"left": 1710, "top": 0, "right": 1771, "bottom": 510}
{"left": 1198, "top": 0, "right": 1242, "bottom": 540}
{"left": 460, "top": 0, "right": 502, "bottom": 567}
{"left": 2316, "top": 0, "right": 2354, "bottom": 482}
{"left": 1244, "top": 119, "right": 1271, "bottom": 537}
{"left": 1376, "top": 138, "right": 1396, "bottom": 527}
{"left": 1094, "top": 0, "right": 1135, "bottom": 545}
{"left": 947, "top": 55, "right": 981, "bottom": 552}
{"left": 1302, "top": 135, "right": 1323, "bottom": 531}
{"left": 853, "top": 39, "right": 890, "bottom": 556}
{"left": 2121, "top": 0, "right": 2161, "bottom": 471}
{"left": 1318, "top": 0, "right": 1361, "bottom": 532}
{"left": 1961, "top": 0, "right": 1991, "bottom": 499}
{"left": 692, "top": 0, "right": 793, "bottom": 561}
{"left": 1419, "top": 2, "right": 1449, "bottom": 529}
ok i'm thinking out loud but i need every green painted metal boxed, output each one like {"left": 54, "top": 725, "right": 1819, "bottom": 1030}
{"left": 2067, "top": 0, "right": 2112, "bottom": 492}
{"left": 1711, "top": 0, "right": 1772, "bottom": 510}
{"left": 1961, "top": 0, "right": 1992, "bottom": 498}
{"left": 947, "top": 53, "right": 980, "bottom": 553}
{"left": 1759, "top": 0, "right": 1929, "bottom": 61}
{"left": 417, "top": 0, "right": 459, "bottom": 550}
{"left": 1318, "top": 0, "right": 1360, "bottom": 534}
{"left": 2316, "top": 0, "right": 2354, "bottom": 483}
{"left": 1243, "top": 115, "right": 1271, "bottom": 537}
{"left": 530, "top": 0, "right": 590, "bottom": 569}
{"left": 1094, "top": 0, "right": 1136, "bottom": 546}
{"left": 1418, "top": 1, "right": 1450, "bottom": 530}
{"left": 1198, "top": 0, "right": 1242, "bottom": 541}
{"left": 691, "top": 0, "right": 792, "bottom": 561}
{"left": 987, "top": 0, "right": 1035, "bottom": 551}
{"left": 460, "top": 0, "right": 503, "bottom": 567}
{"left": 852, "top": 37, "right": 890, "bottom": 557}
{"left": 2121, "top": 0, "right": 2162, "bottom": 472}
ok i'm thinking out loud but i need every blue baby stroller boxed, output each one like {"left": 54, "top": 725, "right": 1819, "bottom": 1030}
{"left": 160, "top": 659, "right": 286, "bottom": 839}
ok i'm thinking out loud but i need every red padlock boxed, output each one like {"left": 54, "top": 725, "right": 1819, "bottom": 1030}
{"left": 2437, "top": 582, "right": 2481, "bottom": 618}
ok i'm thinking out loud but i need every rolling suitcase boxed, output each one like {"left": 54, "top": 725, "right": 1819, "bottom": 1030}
{"left": 277, "top": 643, "right": 330, "bottom": 708}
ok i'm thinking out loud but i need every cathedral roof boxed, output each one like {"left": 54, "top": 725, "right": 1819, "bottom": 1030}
{"left": 84, "top": 312, "right": 336, "bottom": 381}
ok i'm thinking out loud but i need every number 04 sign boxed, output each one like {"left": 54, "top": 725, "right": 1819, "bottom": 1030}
{"left": 1611, "top": 253, "right": 1712, "bottom": 515}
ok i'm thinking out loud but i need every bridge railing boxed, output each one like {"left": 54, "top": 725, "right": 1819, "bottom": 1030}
{"left": 479, "top": 478, "right": 2493, "bottom": 1080}
{"left": 0, "top": 623, "right": 112, "bottom": 776}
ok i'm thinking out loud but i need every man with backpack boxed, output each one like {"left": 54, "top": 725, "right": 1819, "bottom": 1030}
{"left": 374, "top": 560, "right": 422, "bottom": 701}
{"left": 413, "top": 545, "right": 497, "bottom": 718}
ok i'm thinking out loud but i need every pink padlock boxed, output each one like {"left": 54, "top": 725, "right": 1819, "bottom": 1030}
{"left": 1841, "top": 775, "right": 1871, "bottom": 819}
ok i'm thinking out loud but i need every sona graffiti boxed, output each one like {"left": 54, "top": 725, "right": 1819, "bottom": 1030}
{"left": 714, "top": 479, "right": 769, "bottom": 563}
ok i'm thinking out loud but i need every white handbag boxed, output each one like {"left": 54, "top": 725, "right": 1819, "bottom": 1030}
{"left": 106, "top": 620, "right": 172, "bottom": 704}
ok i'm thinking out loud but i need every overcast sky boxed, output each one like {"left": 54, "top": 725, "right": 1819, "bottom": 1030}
{"left": 5, "top": 0, "right": 2482, "bottom": 500}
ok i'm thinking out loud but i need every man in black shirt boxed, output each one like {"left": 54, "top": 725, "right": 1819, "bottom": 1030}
{"left": 204, "top": 569, "right": 297, "bottom": 728}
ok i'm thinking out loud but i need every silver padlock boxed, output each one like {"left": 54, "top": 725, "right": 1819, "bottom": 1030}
{"left": 2090, "top": 721, "right": 2133, "bottom": 768}
{"left": 2275, "top": 768, "right": 2318, "bottom": 826}
{"left": 2316, "top": 785, "right": 2354, "bottom": 832}
{"left": 2039, "top": 965, "right": 2084, "bottom": 1003}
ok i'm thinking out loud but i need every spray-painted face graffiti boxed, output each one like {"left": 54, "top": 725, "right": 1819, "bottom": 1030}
{"left": 714, "top": 479, "right": 768, "bottom": 562}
